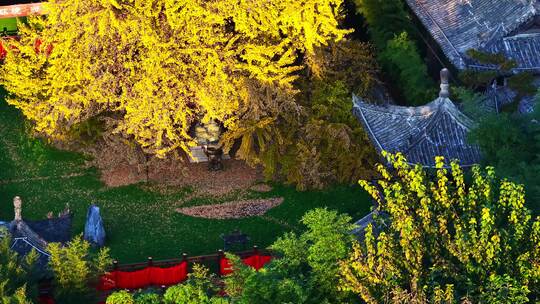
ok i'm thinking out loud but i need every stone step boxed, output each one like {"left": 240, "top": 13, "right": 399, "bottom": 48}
{"left": 188, "top": 146, "right": 230, "bottom": 163}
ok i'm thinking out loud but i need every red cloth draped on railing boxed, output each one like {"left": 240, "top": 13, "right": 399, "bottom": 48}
{"left": 148, "top": 263, "right": 188, "bottom": 286}
{"left": 97, "top": 253, "right": 272, "bottom": 291}
{"left": 97, "top": 261, "right": 188, "bottom": 291}
{"left": 116, "top": 268, "right": 150, "bottom": 289}
{"left": 220, "top": 254, "right": 273, "bottom": 275}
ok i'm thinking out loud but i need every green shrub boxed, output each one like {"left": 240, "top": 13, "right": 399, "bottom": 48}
{"left": 106, "top": 290, "right": 134, "bottom": 304}
{"left": 468, "top": 101, "right": 540, "bottom": 210}
{"left": 164, "top": 284, "right": 211, "bottom": 304}
{"left": 135, "top": 292, "right": 161, "bottom": 304}
{"left": 225, "top": 208, "right": 358, "bottom": 303}
{"left": 163, "top": 265, "right": 220, "bottom": 304}
{"left": 48, "top": 235, "right": 112, "bottom": 303}
{"left": 108, "top": 290, "right": 162, "bottom": 304}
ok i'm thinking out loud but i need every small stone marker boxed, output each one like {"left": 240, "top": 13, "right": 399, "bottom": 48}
{"left": 84, "top": 204, "right": 106, "bottom": 247}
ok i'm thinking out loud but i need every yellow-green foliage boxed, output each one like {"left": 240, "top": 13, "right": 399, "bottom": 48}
{"left": 340, "top": 152, "right": 540, "bottom": 303}
{"left": 0, "top": 0, "right": 350, "bottom": 159}
{"left": 48, "top": 235, "right": 111, "bottom": 298}
{"left": 106, "top": 290, "right": 134, "bottom": 304}
{"left": 0, "top": 228, "right": 37, "bottom": 303}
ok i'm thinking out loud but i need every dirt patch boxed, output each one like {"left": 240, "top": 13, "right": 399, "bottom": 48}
{"left": 163, "top": 160, "right": 262, "bottom": 196}
{"left": 81, "top": 138, "right": 263, "bottom": 195}
{"left": 176, "top": 197, "right": 284, "bottom": 219}
{"left": 249, "top": 184, "right": 273, "bottom": 193}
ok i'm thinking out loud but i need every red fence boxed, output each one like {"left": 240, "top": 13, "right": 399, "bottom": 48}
{"left": 97, "top": 247, "right": 273, "bottom": 292}
{"left": 220, "top": 254, "right": 272, "bottom": 275}
{"left": 99, "top": 262, "right": 188, "bottom": 290}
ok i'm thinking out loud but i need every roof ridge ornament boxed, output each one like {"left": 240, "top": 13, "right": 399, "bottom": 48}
{"left": 13, "top": 196, "right": 22, "bottom": 221}
{"left": 439, "top": 68, "right": 450, "bottom": 98}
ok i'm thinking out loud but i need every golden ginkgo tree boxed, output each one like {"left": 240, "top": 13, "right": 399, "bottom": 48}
{"left": 0, "top": 0, "right": 351, "bottom": 158}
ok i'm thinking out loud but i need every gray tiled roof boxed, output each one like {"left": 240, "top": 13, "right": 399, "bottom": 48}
{"left": 406, "top": 0, "right": 540, "bottom": 72}
{"left": 7, "top": 214, "right": 72, "bottom": 269}
{"left": 353, "top": 94, "right": 482, "bottom": 167}
{"left": 481, "top": 84, "right": 517, "bottom": 113}
{"left": 481, "top": 77, "right": 540, "bottom": 113}
{"left": 518, "top": 94, "right": 538, "bottom": 113}
{"left": 26, "top": 215, "right": 73, "bottom": 244}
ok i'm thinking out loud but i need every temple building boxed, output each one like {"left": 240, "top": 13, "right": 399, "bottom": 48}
{"left": 0, "top": 196, "right": 72, "bottom": 267}
{"left": 405, "top": 0, "right": 540, "bottom": 72}
{"left": 405, "top": 0, "right": 540, "bottom": 113}
{"left": 353, "top": 69, "right": 482, "bottom": 167}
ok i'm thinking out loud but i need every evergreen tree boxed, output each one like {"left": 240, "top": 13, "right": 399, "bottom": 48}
{"left": 353, "top": 0, "right": 435, "bottom": 105}
{"left": 353, "top": 0, "right": 412, "bottom": 50}
{"left": 380, "top": 32, "right": 436, "bottom": 104}
{"left": 468, "top": 101, "right": 540, "bottom": 211}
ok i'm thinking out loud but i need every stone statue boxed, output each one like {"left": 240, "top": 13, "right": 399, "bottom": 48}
{"left": 84, "top": 204, "right": 106, "bottom": 247}
{"left": 13, "top": 196, "right": 22, "bottom": 221}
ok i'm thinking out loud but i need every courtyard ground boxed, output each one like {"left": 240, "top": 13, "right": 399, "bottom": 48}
{"left": 0, "top": 96, "right": 372, "bottom": 263}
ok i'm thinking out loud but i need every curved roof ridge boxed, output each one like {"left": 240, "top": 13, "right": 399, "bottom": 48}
{"left": 407, "top": 0, "right": 465, "bottom": 66}
{"left": 439, "top": 98, "right": 477, "bottom": 129}
{"left": 352, "top": 94, "right": 384, "bottom": 152}
{"left": 405, "top": 0, "right": 466, "bottom": 68}
{"left": 402, "top": 98, "right": 476, "bottom": 154}
{"left": 495, "top": 5, "right": 538, "bottom": 39}
{"left": 352, "top": 95, "right": 474, "bottom": 128}
{"left": 11, "top": 237, "right": 51, "bottom": 257}
{"left": 402, "top": 103, "right": 444, "bottom": 153}
{"left": 352, "top": 93, "right": 482, "bottom": 167}
{"left": 10, "top": 220, "right": 49, "bottom": 254}
{"left": 352, "top": 94, "right": 442, "bottom": 117}
{"left": 352, "top": 94, "right": 443, "bottom": 153}
{"left": 481, "top": 24, "right": 505, "bottom": 49}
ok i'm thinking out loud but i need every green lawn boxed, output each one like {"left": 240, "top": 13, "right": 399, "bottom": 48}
{"left": 0, "top": 95, "right": 372, "bottom": 263}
